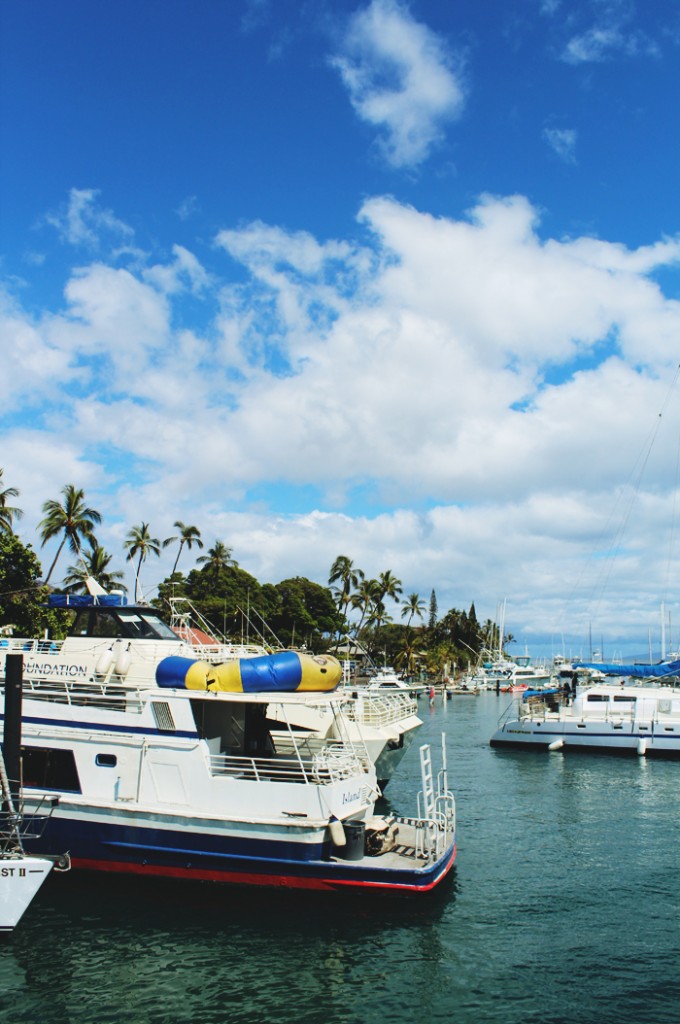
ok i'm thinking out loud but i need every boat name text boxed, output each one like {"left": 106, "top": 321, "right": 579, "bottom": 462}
{"left": 25, "top": 661, "right": 89, "bottom": 679}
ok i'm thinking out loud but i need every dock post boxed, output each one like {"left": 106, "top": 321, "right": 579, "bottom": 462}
{"left": 3, "top": 654, "right": 23, "bottom": 807}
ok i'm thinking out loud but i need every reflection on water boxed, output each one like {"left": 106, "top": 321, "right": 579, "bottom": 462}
{"left": 2, "top": 693, "right": 680, "bottom": 1024}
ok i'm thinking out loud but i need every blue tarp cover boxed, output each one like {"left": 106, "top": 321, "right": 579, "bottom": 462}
{"left": 47, "top": 594, "right": 127, "bottom": 607}
{"left": 578, "top": 659, "right": 680, "bottom": 678}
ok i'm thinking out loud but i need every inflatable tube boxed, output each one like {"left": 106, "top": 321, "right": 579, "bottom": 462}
{"left": 155, "top": 650, "right": 342, "bottom": 693}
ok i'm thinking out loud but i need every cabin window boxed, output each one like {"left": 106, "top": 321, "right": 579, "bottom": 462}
{"left": 95, "top": 753, "right": 117, "bottom": 767}
{"left": 21, "top": 746, "right": 81, "bottom": 793}
{"left": 613, "top": 695, "right": 634, "bottom": 703}
{"left": 586, "top": 694, "right": 609, "bottom": 703}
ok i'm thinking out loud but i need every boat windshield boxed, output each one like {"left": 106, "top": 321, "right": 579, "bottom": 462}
{"left": 69, "top": 607, "right": 182, "bottom": 641}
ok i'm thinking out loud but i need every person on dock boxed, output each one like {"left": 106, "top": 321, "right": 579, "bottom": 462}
{"left": 429, "top": 685, "right": 435, "bottom": 707}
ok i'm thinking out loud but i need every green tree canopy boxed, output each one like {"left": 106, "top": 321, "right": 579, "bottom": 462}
{"left": 63, "top": 538, "right": 127, "bottom": 594}
{"left": 0, "top": 533, "right": 68, "bottom": 637}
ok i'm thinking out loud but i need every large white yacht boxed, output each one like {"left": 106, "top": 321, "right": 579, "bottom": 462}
{"left": 0, "top": 594, "right": 456, "bottom": 893}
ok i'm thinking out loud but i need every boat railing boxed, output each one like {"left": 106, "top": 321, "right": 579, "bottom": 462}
{"left": 0, "top": 790, "right": 59, "bottom": 854}
{"left": 272, "top": 733, "right": 373, "bottom": 772}
{"left": 208, "top": 742, "right": 366, "bottom": 785}
{"left": 344, "top": 692, "right": 419, "bottom": 726}
{"left": 0, "top": 637, "right": 67, "bottom": 655}
{"left": 12, "top": 676, "right": 145, "bottom": 713}
{"left": 192, "top": 643, "right": 269, "bottom": 663}
{"left": 510, "top": 693, "right": 680, "bottom": 726}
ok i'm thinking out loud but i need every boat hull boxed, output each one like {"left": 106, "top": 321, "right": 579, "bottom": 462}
{"left": 24, "top": 808, "right": 456, "bottom": 893}
{"left": 0, "top": 855, "right": 53, "bottom": 930}
{"left": 490, "top": 721, "right": 680, "bottom": 758}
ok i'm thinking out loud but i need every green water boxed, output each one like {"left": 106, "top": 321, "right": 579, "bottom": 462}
{"left": 2, "top": 694, "right": 679, "bottom": 1024}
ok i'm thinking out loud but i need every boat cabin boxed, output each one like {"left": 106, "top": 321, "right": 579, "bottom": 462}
{"left": 50, "top": 595, "right": 182, "bottom": 643}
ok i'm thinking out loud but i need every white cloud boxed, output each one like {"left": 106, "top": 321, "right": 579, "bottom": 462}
{"left": 561, "top": 16, "right": 659, "bottom": 64}
{"left": 543, "top": 127, "right": 577, "bottom": 163}
{"left": 330, "top": 0, "right": 465, "bottom": 168}
{"left": 45, "top": 188, "right": 135, "bottom": 249}
{"left": 5, "top": 189, "right": 680, "bottom": 649}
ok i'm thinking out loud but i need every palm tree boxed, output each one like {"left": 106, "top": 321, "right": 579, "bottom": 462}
{"left": 196, "top": 541, "right": 238, "bottom": 572}
{"left": 39, "top": 485, "right": 102, "bottom": 584}
{"left": 63, "top": 538, "right": 127, "bottom": 594}
{"left": 395, "top": 632, "right": 424, "bottom": 678}
{"left": 401, "top": 593, "right": 425, "bottom": 627}
{"left": 350, "top": 578, "right": 381, "bottom": 634}
{"left": 163, "top": 521, "right": 204, "bottom": 574}
{"left": 366, "top": 598, "right": 390, "bottom": 632}
{"left": 377, "top": 569, "right": 403, "bottom": 606}
{"left": 124, "top": 522, "right": 161, "bottom": 601}
{"left": 0, "top": 469, "right": 23, "bottom": 534}
{"left": 328, "top": 555, "right": 364, "bottom": 622}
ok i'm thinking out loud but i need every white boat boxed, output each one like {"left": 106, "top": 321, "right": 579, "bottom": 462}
{"left": 1, "top": 590, "right": 421, "bottom": 791}
{"left": 490, "top": 681, "right": 680, "bottom": 757}
{"left": 480, "top": 657, "right": 553, "bottom": 692}
{"left": 0, "top": 596, "right": 456, "bottom": 894}
{"left": 0, "top": 751, "right": 57, "bottom": 931}
{"left": 268, "top": 687, "right": 422, "bottom": 790}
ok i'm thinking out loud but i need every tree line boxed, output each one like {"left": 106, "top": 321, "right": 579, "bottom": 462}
{"left": 0, "top": 470, "right": 498, "bottom": 677}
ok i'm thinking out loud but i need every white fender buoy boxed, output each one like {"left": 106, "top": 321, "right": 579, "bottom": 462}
{"left": 329, "top": 818, "right": 346, "bottom": 847}
{"left": 95, "top": 646, "right": 114, "bottom": 676}
{"left": 637, "top": 738, "right": 647, "bottom": 756}
{"left": 548, "top": 738, "right": 564, "bottom": 751}
{"left": 115, "top": 643, "right": 131, "bottom": 676}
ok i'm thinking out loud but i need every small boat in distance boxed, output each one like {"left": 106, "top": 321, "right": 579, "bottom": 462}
{"left": 490, "top": 681, "right": 680, "bottom": 757}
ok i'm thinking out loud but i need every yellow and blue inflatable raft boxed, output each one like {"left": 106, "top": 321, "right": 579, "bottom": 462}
{"left": 155, "top": 650, "right": 342, "bottom": 693}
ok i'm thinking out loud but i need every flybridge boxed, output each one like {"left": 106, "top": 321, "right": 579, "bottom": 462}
{"left": 47, "top": 594, "right": 128, "bottom": 608}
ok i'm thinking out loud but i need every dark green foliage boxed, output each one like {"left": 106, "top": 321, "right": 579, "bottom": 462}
{"left": 429, "top": 589, "right": 438, "bottom": 628}
{"left": 0, "top": 533, "right": 69, "bottom": 638}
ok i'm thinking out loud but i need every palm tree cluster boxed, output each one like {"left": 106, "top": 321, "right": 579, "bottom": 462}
{"left": 0, "top": 469, "right": 496, "bottom": 677}
{"left": 329, "top": 555, "right": 427, "bottom": 636}
{"left": 0, "top": 471, "right": 211, "bottom": 600}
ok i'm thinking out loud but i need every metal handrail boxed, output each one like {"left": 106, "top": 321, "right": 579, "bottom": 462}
{"left": 6, "top": 676, "right": 145, "bottom": 713}
{"left": 345, "top": 692, "right": 418, "bottom": 726}
{"left": 208, "top": 743, "right": 364, "bottom": 785}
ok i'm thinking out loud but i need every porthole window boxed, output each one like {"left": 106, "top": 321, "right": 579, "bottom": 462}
{"left": 95, "top": 753, "right": 117, "bottom": 767}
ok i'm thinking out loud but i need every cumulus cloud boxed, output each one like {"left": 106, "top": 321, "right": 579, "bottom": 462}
{"left": 5, "top": 188, "right": 680, "bottom": 645}
{"left": 330, "top": 0, "right": 465, "bottom": 168}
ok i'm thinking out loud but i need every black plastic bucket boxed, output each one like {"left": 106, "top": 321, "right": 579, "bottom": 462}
{"left": 341, "top": 820, "right": 366, "bottom": 861}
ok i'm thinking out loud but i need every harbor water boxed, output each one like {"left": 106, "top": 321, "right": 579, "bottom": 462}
{"left": 2, "top": 692, "right": 680, "bottom": 1024}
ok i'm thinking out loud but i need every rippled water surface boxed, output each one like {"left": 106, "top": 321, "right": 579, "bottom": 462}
{"left": 2, "top": 694, "right": 680, "bottom": 1024}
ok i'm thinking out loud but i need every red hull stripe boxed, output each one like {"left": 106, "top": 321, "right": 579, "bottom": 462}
{"left": 70, "top": 844, "right": 456, "bottom": 893}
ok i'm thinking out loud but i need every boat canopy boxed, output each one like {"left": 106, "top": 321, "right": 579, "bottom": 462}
{"left": 578, "top": 659, "right": 680, "bottom": 678}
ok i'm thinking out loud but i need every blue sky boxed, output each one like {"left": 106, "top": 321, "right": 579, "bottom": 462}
{"left": 3, "top": 0, "right": 680, "bottom": 660}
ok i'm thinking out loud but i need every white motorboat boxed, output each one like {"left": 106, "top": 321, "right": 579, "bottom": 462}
{"left": 490, "top": 682, "right": 680, "bottom": 757}
{"left": 0, "top": 750, "right": 60, "bottom": 931}
{"left": 0, "top": 597, "right": 457, "bottom": 894}
{"left": 0, "top": 590, "right": 422, "bottom": 791}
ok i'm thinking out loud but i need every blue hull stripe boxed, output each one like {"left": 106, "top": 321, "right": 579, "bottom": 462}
{"left": 0, "top": 712, "right": 198, "bottom": 741}
{"left": 24, "top": 814, "right": 456, "bottom": 892}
